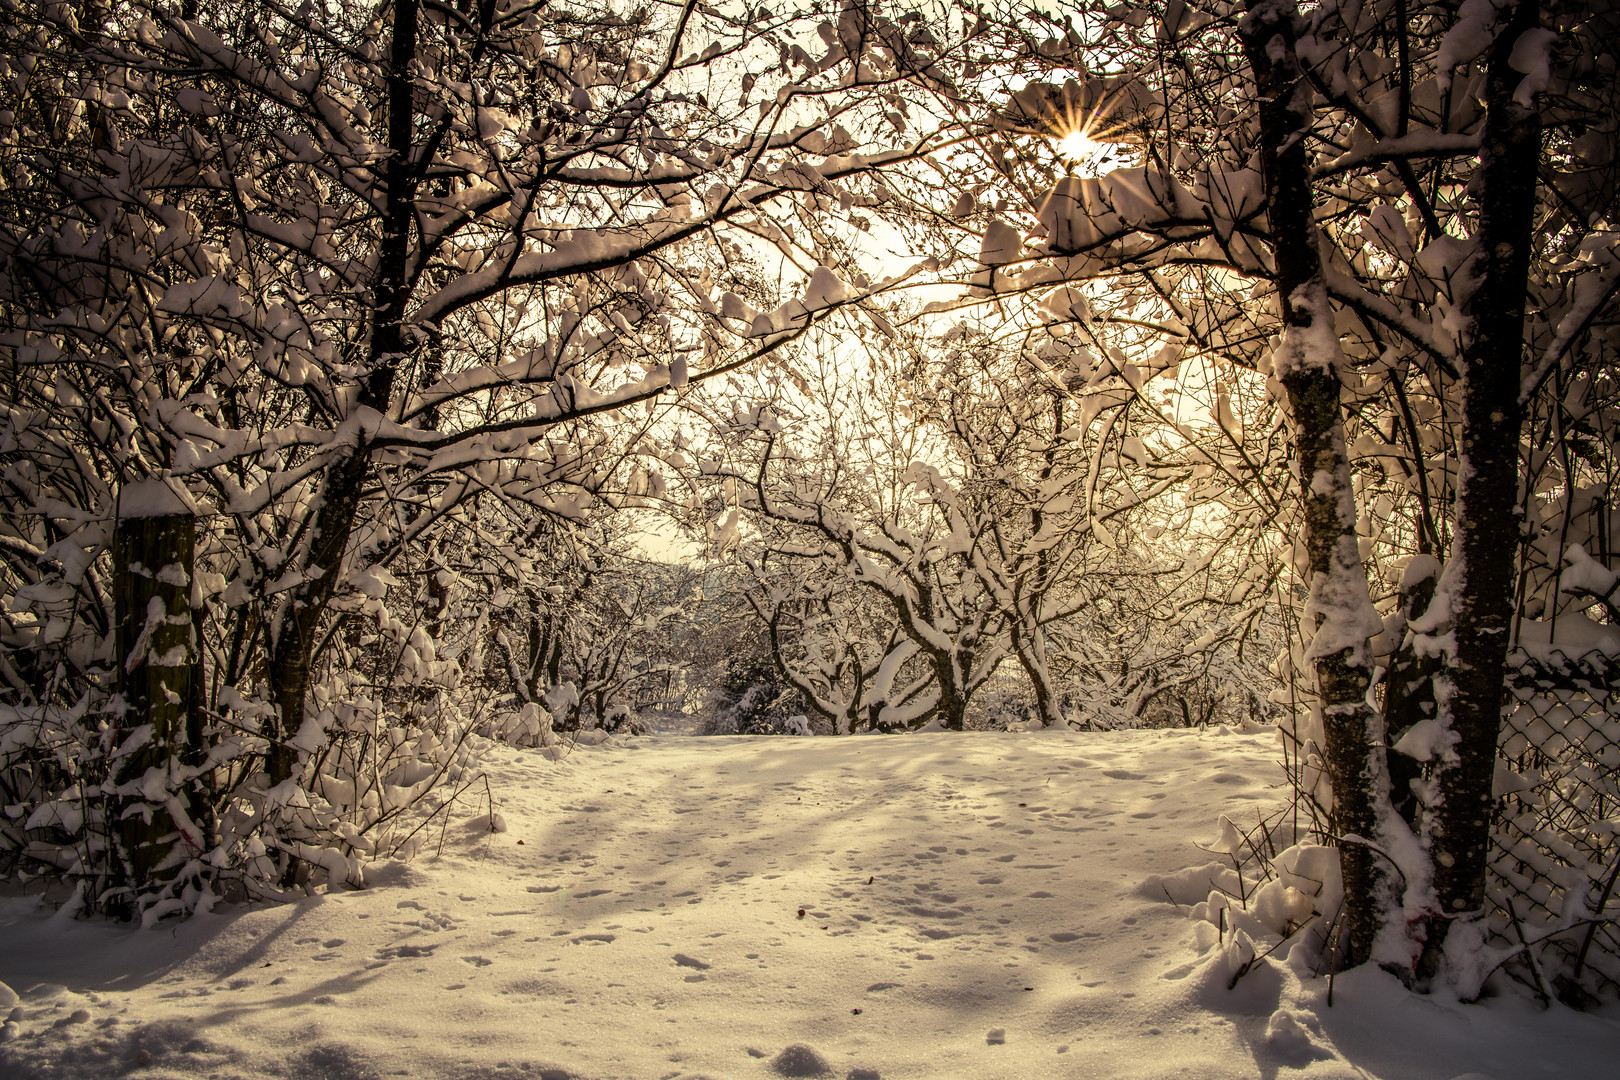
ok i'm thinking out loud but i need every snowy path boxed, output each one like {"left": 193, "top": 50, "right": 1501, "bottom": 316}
{"left": 2, "top": 729, "right": 1615, "bottom": 1080}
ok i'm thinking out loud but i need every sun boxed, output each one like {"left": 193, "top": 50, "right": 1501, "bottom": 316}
{"left": 1050, "top": 110, "right": 1121, "bottom": 175}
{"left": 1056, "top": 129, "right": 1103, "bottom": 164}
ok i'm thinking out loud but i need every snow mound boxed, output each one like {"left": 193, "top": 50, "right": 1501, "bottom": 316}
{"left": 1137, "top": 860, "right": 1240, "bottom": 905}
{"left": 1264, "top": 1007, "right": 1326, "bottom": 1063}
{"left": 771, "top": 1042, "right": 833, "bottom": 1076}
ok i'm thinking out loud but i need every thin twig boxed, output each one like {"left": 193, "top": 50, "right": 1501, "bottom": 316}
{"left": 1506, "top": 898, "right": 1555, "bottom": 1008}
{"left": 1572, "top": 843, "right": 1620, "bottom": 984}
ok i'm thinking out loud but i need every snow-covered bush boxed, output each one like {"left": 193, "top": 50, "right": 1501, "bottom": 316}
{"left": 598, "top": 705, "right": 647, "bottom": 737}
{"left": 1143, "top": 811, "right": 1349, "bottom": 992}
{"left": 703, "top": 654, "right": 811, "bottom": 736}
{"left": 971, "top": 675, "right": 1040, "bottom": 731}
{"left": 780, "top": 714, "right": 813, "bottom": 737}
{"left": 0, "top": 656, "right": 489, "bottom": 916}
{"left": 480, "top": 701, "right": 557, "bottom": 749}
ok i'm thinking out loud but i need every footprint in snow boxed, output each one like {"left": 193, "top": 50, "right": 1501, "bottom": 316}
{"left": 376, "top": 945, "right": 438, "bottom": 960}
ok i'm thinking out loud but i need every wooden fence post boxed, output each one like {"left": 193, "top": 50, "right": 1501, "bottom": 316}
{"left": 113, "top": 479, "right": 197, "bottom": 897}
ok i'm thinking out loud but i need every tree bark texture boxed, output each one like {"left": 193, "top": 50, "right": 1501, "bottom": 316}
{"left": 113, "top": 507, "right": 197, "bottom": 894}
{"left": 1241, "top": 0, "right": 1390, "bottom": 968}
{"left": 1009, "top": 617, "right": 1061, "bottom": 728}
{"left": 1383, "top": 566, "right": 1441, "bottom": 825}
{"left": 1419, "top": 0, "right": 1541, "bottom": 974}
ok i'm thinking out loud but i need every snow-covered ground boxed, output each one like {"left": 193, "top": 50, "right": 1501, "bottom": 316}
{"left": 1, "top": 728, "right": 1615, "bottom": 1079}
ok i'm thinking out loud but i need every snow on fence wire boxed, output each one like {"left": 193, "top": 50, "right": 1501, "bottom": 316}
{"left": 1493, "top": 645, "right": 1620, "bottom": 1003}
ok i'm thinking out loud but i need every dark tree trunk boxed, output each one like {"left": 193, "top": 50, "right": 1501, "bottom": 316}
{"left": 1241, "top": 0, "right": 1391, "bottom": 968}
{"left": 264, "top": 0, "right": 421, "bottom": 784}
{"left": 1417, "top": 0, "right": 1542, "bottom": 979}
{"left": 522, "top": 596, "right": 547, "bottom": 702}
{"left": 1008, "top": 618, "right": 1061, "bottom": 728}
{"left": 1383, "top": 564, "right": 1441, "bottom": 826}
{"left": 932, "top": 651, "right": 967, "bottom": 731}
{"left": 265, "top": 449, "right": 373, "bottom": 784}
{"left": 113, "top": 493, "right": 198, "bottom": 898}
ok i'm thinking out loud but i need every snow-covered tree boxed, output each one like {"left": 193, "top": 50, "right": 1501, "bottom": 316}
{"left": 702, "top": 357, "right": 1011, "bottom": 732}
{"left": 930, "top": 0, "right": 1618, "bottom": 984}
{"left": 0, "top": 0, "right": 993, "bottom": 907}
{"left": 686, "top": 317, "right": 1275, "bottom": 733}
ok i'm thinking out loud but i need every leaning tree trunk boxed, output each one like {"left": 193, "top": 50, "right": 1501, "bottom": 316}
{"left": 1240, "top": 0, "right": 1394, "bottom": 969}
{"left": 263, "top": 0, "right": 421, "bottom": 785}
{"left": 113, "top": 479, "right": 200, "bottom": 903}
{"left": 1008, "top": 614, "right": 1062, "bottom": 728}
{"left": 1416, "top": 0, "right": 1542, "bottom": 980}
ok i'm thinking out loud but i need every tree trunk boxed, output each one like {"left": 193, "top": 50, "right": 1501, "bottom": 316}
{"left": 932, "top": 650, "right": 967, "bottom": 731}
{"left": 522, "top": 597, "right": 546, "bottom": 702}
{"left": 1020, "top": 395, "right": 1064, "bottom": 729}
{"left": 1240, "top": 0, "right": 1393, "bottom": 969}
{"left": 263, "top": 0, "right": 421, "bottom": 784}
{"left": 1417, "top": 0, "right": 1541, "bottom": 979}
{"left": 1009, "top": 616, "right": 1062, "bottom": 727}
{"left": 1383, "top": 561, "right": 1441, "bottom": 825}
{"left": 113, "top": 484, "right": 198, "bottom": 899}
{"left": 266, "top": 449, "right": 372, "bottom": 784}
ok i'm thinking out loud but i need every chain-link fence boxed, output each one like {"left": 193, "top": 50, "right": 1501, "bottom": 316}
{"left": 1493, "top": 645, "right": 1620, "bottom": 1004}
